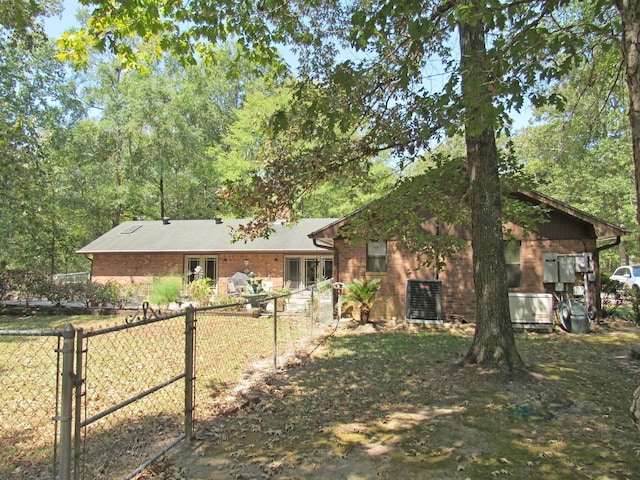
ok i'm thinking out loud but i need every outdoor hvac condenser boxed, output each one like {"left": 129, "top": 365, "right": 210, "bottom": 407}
{"left": 405, "top": 279, "right": 444, "bottom": 324}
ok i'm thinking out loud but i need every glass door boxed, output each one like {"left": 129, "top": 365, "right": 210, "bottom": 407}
{"left": 305, "top": 258, "right": 319, "bottom": 286}
{"left": 285, "top": 256, "right": 333, "bottom": 289}
{"left": 285, "top": 258, "right": 301, "bottom": 289}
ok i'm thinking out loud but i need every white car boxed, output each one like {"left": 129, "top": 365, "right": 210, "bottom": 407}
{"left": 610, "top": 265, "right": 640, "bottom": 291}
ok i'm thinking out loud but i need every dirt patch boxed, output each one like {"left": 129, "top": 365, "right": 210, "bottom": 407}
{"left": 143, "top": 319, "right": 640, "bottom": 480}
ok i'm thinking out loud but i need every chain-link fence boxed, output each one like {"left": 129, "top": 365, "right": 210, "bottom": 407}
{"left": 0, "top": 285, "right": 335, "bottom": 479}
{"left": 0, "top": 329, "right": 68, "bottom": 480}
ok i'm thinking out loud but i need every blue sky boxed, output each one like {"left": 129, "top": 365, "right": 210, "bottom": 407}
{"left": 43, "top": 0, "right": 80, "bottom": 38}
{"left": 42, "top": 0, "right": 535, "bottom": 131}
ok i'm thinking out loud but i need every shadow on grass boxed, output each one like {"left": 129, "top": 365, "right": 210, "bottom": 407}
{"left": 168, "top": 325, "right": 640, "bottom": 479}
{"left": 0, "top": 408, "right": 185, "bottom": 480}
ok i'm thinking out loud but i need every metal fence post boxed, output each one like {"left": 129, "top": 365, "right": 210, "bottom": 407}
{"left": 184, "top": 307, "right": 196, "bottom": 441}
{"left": 59, "top": 324, "right": 75, "bottom": 480}
{"left": 310, "top": 288, "right": 315, "bottom": 337}
{"left": 73, "top": 328, "right": 84, "bottom": 480}
{"left": 273, "top": 299, "right": 278, "bottom": 372}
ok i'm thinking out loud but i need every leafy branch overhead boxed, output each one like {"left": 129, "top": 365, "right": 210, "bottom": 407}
{"left": 38, "top": 0, "right": 640, "bottom": 370}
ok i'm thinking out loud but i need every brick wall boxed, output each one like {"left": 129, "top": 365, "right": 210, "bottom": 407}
{"left": 90, "top": 251, "right": 332, "bottom": 296}
{"left": 335, "top": 236, "right": 598, "bottom": 323}
{"left": 91, "top": 253, "right": 183, "bottom": 286}
{"left": 91, "top": 252, "right": 289, "bottom": 291}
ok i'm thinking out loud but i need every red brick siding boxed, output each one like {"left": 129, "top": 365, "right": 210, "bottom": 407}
{"left": 91, "top": 253, "right": 183, "bottom": 286}
{"left": 90, "top": 251, "right": 332, "bottom": 296}
{"left": 335, "top": 236, "right": 598, "bottom": 323}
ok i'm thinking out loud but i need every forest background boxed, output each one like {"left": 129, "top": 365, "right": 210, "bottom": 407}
{"left": 1, "top": 0, "right": 636, "bottom": 277}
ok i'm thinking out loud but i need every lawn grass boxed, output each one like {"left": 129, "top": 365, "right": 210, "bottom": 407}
{"left": 161, "top": 320, "right": 640, "bottom": 480}
{"left": 0, "top": 309, "right": 315, "bottom": 479}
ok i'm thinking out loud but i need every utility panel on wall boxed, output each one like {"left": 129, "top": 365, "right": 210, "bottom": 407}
{"left": 405, "top": 279, "right": 444, "bottom": 324}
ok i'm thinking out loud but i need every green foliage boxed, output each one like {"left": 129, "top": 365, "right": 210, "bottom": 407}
{"left": 187, "top": 278, "right": 215, "bottom": 306}
{"left": 66, "top": 282, "right": 100, "bottom": 307}
{"left": 0, "top": 0, "right": 57, "bottom": 46}
{"left": 0, "top": 36, "right": 84, "bottom": 272}
{"left": 149, "top": 276, "right": 182, "bottom": 307}
{"left": 600, "top": 273, "right": 627, "bottom": 317}
{"left": 340, "top": 278, "right": 383, "bottom": 324}
{"left": 94, "top": 281, "right": 121, "bottom": 307}
{"left": 514, "top": 9, "right": 635, "bottom": 263}
{"left": 632, "top": 289, "right": 640, "bottom": 325}
{"left": 1, "top": 269, "right": 50, "bottom": 306}
{"left": 210, "top": 295, "right": 241, "bottom": 306}
{"left": 0, "top": 263, "right": 13, "bottom": 302}
{"left": 600, "top": 273, "right": 640, "bottom": 323}
{"left": 40, "top": 281, "right": 73, "bottom": 306}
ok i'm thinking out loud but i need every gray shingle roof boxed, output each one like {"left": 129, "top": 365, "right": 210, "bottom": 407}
{"left": 76, "top": 218, "right": 339, "bottom": 254}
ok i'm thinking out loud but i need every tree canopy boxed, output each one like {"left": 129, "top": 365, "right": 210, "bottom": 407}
{"left": 3, "top": 0, "right": 638, "bottom": 370}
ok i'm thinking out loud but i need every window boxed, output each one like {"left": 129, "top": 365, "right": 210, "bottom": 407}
{"left": 504, "top": 241, "right": 521, "bottom": 288}
{"left": 185, "top": 256, "right": 218, "bottom": 284}
{"left": 366, "top": 241, "right": 387, "bottom": 273}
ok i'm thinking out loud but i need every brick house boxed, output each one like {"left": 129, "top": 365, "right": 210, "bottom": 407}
{"left": 77, "top": 218, "right": 338, "bottom": 296}
{"left": 78, "top": 191, "right": 626, "bottom": 324}
{"left": 308, "top": 190, "right": 628, "bottom": 324}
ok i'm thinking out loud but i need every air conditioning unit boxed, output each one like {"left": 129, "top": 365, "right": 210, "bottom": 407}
{"left": 405, "top": 279, "right": 444, "bottom": 324}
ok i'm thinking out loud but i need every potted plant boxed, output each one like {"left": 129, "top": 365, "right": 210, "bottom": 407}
{"left": 340, "top": 278, "right": 383, "bottom": 324}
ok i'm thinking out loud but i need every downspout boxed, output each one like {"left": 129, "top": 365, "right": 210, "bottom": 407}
{"left": 593, "top": 236, "right": 622, "bottom": 316}
{"left": 595, "top": 236, "right": 622, "bottom": 255}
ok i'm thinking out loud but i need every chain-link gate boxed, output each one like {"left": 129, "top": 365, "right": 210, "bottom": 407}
{"left": 73, "top": 311, "right": 190, "bottom": 480}
{"left": 0, "top": 328, "right": 70, "bottom": 479}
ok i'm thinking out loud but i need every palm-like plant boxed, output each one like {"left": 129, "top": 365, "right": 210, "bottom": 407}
{"left": 340, "top": 278, "right": 382, "bottom": 324}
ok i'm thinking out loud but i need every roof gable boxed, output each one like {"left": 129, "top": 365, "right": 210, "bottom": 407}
{"left": 308, "top": 190, "right": 628, "bottom": 241}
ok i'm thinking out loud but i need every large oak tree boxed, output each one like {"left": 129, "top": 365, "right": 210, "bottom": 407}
{"left": 60, "top": 0, "right": 599, "bottom": 370}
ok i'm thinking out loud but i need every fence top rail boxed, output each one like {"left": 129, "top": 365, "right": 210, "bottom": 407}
{"left": 83, "top": 309, "right": 185, "bottom": 338}
{"left": 0, "top": 328, "right": 66, "bottom": 337}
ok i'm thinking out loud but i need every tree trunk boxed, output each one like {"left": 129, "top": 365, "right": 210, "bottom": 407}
{"left": 458, "top": 1, "right": 525, "bottom": 371}
{"left": 613, "top": 0, "right": 640, "bottom": 250}
{"left": 360, "top": 306, "right": 370, "bottom": 324}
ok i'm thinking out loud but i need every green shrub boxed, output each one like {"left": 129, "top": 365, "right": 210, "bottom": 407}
{"left": 42, "top": 280, "right": 74, "bottom": 307}
{"left": 340, "top": 278, "right": 383, "bottom": 324}
{"left": 94, "top": 281, "right": 121, "bottom": 308}
{"left": 211, "top": 295, "right": 240, "bottom": 306}
{"left": 632, "top": 289, "right": 640, "bottom": 325}
{"left": 600, "top": 273, "right": 626, "bottom": 317}
{"left": 149, "top": 276, "right": 182, "bottom": 307}
{"left": 3, "top": 269, "right": 50, "bottom": 306}
{"left": 187, "top": 278, "right": 215, "bottom": 306}
{"left": 67, "top": 282, "right": 100, "bottom": 307}
{"left": 0, "top": 263, "right": 11, "bottom": 302}
{"left": 118, "top": 283, "right": 141, "bottom": 309}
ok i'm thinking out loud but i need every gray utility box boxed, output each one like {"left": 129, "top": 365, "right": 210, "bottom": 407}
{"left": 543, "top": 252, "right": 594, "bottom": 285}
